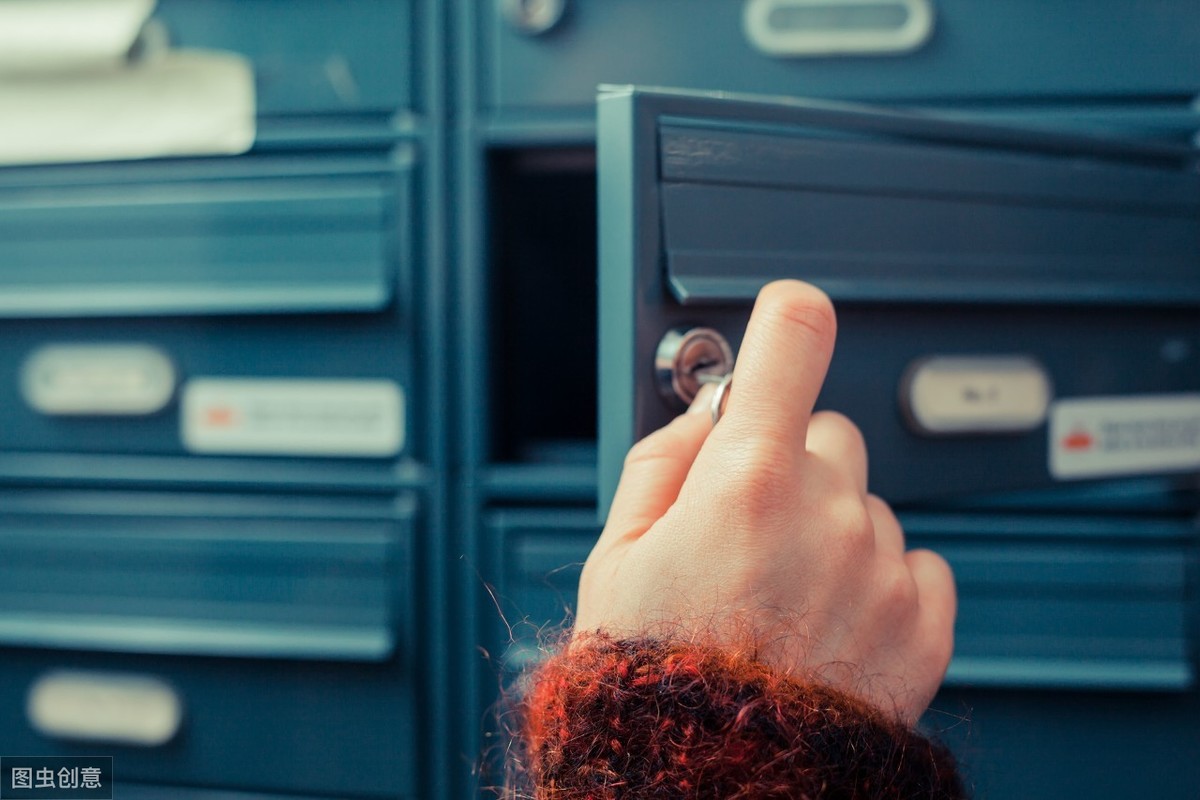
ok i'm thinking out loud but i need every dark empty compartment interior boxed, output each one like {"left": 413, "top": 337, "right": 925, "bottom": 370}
{"left": 488, "top": 148, "right": 598, "bottom": 463}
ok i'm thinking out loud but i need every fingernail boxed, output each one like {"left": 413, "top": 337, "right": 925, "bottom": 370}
{"left": 688, "top": 383, "right": 716, "bottom": 414}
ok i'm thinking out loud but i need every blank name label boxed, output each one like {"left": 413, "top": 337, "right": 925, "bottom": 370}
{"left": 182, "top": 378, "right": 405, "bottom": 457}
{"left": 1049, "top": 394, "right": 1200, "bottom": 480}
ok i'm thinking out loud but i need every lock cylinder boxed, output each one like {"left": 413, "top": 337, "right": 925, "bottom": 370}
{"left": 655, "top": 326, "right": 735, "bottom": 409}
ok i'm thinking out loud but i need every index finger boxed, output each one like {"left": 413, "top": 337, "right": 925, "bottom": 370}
{"left": 718, "top": 280, "right": 837, "bottom": 452}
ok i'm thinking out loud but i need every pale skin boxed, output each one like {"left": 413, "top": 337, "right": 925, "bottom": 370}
{"left": 576, "top": 280, "right": 957, "bottom": 725}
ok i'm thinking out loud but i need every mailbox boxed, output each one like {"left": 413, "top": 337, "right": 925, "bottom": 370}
{"left": 597, "top": 86, "right": 1200, "bottom": 511}
{"left": 0, "top": 488, "right": 419, "bottom": 798}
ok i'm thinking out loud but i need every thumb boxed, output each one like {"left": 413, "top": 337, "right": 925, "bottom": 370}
{"left": 599, "top": 384, "right": 716, "bottom": 547}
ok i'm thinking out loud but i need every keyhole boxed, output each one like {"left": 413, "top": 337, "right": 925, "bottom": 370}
{"left": 656, "top": 327, "right": 734, "bottom": 409}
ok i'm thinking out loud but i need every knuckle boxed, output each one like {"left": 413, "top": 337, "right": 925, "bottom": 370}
{"left": 865, "top": 493, "right": 899, "bottom": 528}
{"left": 813, "top": 410, "right": 865, "bottom": 447}
{"left": 929, "top": 549, "right": 955, "bottom": 581}
{"left": 865, "top": 493, "right": 890, "bottom": 514}
{"left": 821, "top": 494, "right": 875, "bottom": 561}
{"left": 911, "top": 548, "right": 956, "bottom": 593}
{"left": 879, "top": 562, "right": 919, "bottom": 611}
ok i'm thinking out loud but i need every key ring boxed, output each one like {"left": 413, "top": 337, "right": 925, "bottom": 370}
{"left": 710, "top": 373, "right": 733, "bottom": 426}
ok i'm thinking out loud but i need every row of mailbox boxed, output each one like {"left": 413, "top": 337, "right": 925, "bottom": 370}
{"left": 4, "top": 4, "right": 1197, "bottom": 800}
{"left": 487, "top": 508, "right": 1198, "bottom": 693}
{"left": 484, "top": 505, "right": 1200, "bottom": 798}
{"left": 32, "top": 0, "right": 397, "bottom": 791}
{"left": 16, "top": 1, "right": 1200, "bottom": 121}
{"left": 479, "top": 0, "right": 1200, "bottom": 116}
{"left": 6, "top": 90, "right": 1198, "bottom": 507}
{"left": 4, "top": 491, "right": 1193, "bottom": 799}
{"left": 7, "top": 16, "right": 435, "bottom": 790}
{"left": 8, "top": 0, "right": 1200, "bottom": 506}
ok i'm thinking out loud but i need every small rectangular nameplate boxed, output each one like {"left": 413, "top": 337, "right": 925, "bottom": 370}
{"left": 1050, "top": 394, "right": 1200, "bottom": 479}
{"left": 182, "top": 378, "right": 405, "bottom": 457}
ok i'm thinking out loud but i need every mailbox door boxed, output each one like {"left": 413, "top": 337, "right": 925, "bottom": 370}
{"left": 597, "top": 86, "right": 1200, "bottom": 510}
{"left": 0, "top": 489, "right": 420, "bottom": 798}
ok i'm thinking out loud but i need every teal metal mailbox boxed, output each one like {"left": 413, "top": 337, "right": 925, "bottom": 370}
{"left": 483, "top": 0, "right": 1200, "bottom": 114}
{"left": 0, "top": 489, "right": 420, "bottom": 798}
{"left": 0, "top": 149, "right": 427, "bottom": 488}
{"left": 597, "top": 86, "right": 1200, "bottom": 509}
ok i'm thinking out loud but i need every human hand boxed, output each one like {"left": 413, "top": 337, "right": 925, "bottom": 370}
{"left": 576, "top": 280, "right": 956, "bottom": 724}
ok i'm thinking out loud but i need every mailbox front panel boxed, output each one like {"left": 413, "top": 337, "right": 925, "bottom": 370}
{"left": 598, "top": 87, "right": 1200, "bottom": 509}
{"left": 485, "top": 508, "right": 1196, "bottom": 691}
{"left": 155, "top": 0, "right": 417, "bottom": 116}
{"left": 0, "top": 489, "right": 419, "bottom": 797}
{"left": 483, "top": 1, "right": 1200, "bottom": 114}
{"left": 0, "top": 152, "right": 422, "bottom": 469}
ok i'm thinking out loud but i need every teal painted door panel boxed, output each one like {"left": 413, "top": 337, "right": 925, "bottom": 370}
{"left": 155, "top": 0, "right": 416, "bottom": 115}
{"left": 0, "top": 490, "right": 421, "bottom": 797}
{"left": 483, "top": 1, "right": 1200, "bottom": 112}
{"left": 596, "top": 87, "right": 1200, "bottom": 508}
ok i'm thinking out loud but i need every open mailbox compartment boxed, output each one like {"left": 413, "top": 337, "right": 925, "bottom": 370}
{"left": 598, "top": 86, "right": 1200, "bottom": 511}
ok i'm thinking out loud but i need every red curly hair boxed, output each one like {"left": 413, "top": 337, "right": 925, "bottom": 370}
{"left": 508, "top": 634, "right": 966, "bottom": 799}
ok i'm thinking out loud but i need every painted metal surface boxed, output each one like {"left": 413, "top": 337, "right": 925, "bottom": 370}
{"left": 597, "top": 86, "right": 1200, "bottom": 508}
{"left": 0, "top": 3, "right": 1196, "bottom": 798}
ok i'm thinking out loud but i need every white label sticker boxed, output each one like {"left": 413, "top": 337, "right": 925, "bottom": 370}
{"left": 21, "top": 343, "right": 176, "bottom": 416}
{"left": 1049, "top": 394, "right": 1200, "bottom": 480}
{"left": 182, "top": 379, "right": 404, "bottom": 457}
{"left": 28, "top": 670, "right": 182, "bottom": 747}
{"left": 905, "top": 356, "right": 1051, "bottom": 435}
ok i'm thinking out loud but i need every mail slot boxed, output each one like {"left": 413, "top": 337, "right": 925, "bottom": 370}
{"left": 485, "top": 507, "right": 1196, "bottom": 691}
{"left": 597, "top": 86, "right": 1200, "bottom": 508}
{"left": 0, "top": 151, "right": 411, "bottom": 317}
{"left": 0, "top": 488, "right": 414, "bottom": 660}
{"left": 909, "top": 513, "right": 1195, "bottom": 691}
